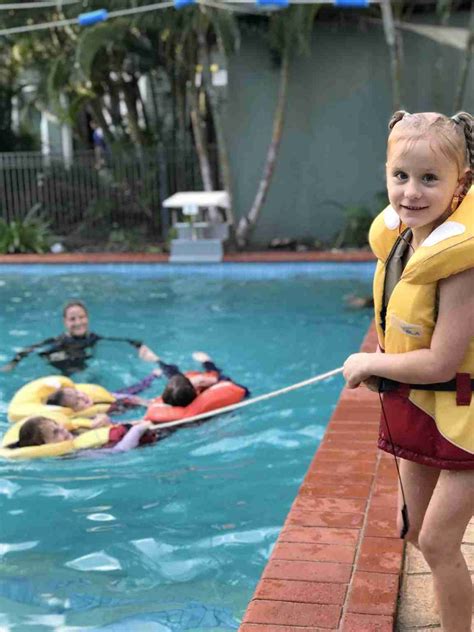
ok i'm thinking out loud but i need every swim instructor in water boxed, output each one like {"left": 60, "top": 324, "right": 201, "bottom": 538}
{"left": 1, "top": 300, "right": 154, "bottom": 376}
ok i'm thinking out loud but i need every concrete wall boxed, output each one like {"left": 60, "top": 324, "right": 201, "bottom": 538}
{"left": 225, "top": 14, "right": 474, "bottom": 246}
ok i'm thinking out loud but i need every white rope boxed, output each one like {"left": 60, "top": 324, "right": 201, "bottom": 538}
{"left": 151, "top": 366, "right": 343, "bottom": 432}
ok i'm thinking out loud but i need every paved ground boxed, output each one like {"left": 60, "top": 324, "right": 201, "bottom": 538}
{"left": 397, "top": 518, "right": 474, "bottom": 631}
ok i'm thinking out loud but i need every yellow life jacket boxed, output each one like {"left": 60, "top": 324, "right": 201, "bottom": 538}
{"left": 369, "top": 186, "right": 474, "bottom": 454}
{"left": 0, "top": 418, "right": 111, "bottom": 460}
{"left": 7, "top": 376, "right": 116, "bottom": 423}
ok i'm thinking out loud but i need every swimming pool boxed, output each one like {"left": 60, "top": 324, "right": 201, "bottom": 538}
{"left": 0, "top": 263, "right": 374, "bottom": 631}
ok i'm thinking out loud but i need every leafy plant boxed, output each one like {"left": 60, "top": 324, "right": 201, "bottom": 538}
{"left": 332, "top": 194, "right": 387, "bottom": 249}
{"left": 0, "top": 204, "right": 52, "bottom": 253}
{"left": 333, "top": 205, "right": 375, "bottom": 248}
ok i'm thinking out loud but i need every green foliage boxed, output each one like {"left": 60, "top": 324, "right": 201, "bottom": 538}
{"left": 0, "top": 205, "right": 52, "bottom": 253}
{"left": 0, "top": 127, "right": 39, "bottom": 152}
{"left": 268, "top": 5, "right": 321, "bottom": 60}
{"left": 106, "top": 225, "right": 157, "bottom": 252}
{"left": 76, "top": 21, "right": 131, "bottom": 81}
{"left": 333, "top": 194, "right": 387, "bottom": 248}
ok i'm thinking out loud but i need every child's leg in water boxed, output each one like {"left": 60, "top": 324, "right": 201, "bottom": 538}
{"left": 113, "top": 372, "right": 159, "bottom": 396}
{"left": 201, "top": 360, "right": 230, "bottom": 381}
{"left": 157, "top": 360, "right": 182, "bottom": 379}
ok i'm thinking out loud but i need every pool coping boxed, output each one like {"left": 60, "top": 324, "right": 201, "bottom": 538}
{"left": 240, "top": 325, "right": 403, "bottom": 632}
{"left": 0, "top": 251, "right": 375, "bottom": 264}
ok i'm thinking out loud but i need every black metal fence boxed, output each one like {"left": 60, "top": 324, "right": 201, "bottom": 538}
{"left": 0, "top": 145, "right": 219, "bottom": 243}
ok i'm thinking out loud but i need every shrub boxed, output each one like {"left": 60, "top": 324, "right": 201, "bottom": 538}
{"left": 0, "top": 204, "right": 52, "bottom": 253}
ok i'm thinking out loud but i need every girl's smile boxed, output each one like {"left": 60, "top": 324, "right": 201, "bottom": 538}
{"left": 386, "top": 136, "right": 465, "bottom": 245}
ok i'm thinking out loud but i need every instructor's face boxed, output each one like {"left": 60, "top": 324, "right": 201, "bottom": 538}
{"left": 64, "top": 306, "right": 89, "bottom": 337}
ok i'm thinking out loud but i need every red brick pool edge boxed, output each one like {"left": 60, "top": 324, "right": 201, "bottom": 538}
{"left": 0, "top": 250, "right": 375, "bottom": 264}
{"left": 239, "top": 325, "right": 403, "bottom": 632}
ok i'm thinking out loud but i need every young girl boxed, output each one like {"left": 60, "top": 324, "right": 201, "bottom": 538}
{"left": 343, "top": 111, "right": 473, "bottom": 632}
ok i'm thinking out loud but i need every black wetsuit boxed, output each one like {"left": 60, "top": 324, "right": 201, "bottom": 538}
{"left": 8, "top": 333, "right": 142, "bottom": 376}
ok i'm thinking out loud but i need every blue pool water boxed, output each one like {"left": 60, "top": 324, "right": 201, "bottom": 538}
{"left": 0, "top": 263, "right": 374, "bottom": 631}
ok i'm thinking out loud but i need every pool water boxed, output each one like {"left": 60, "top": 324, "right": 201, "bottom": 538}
{"left": 0, "top": 263, "right": 374, "bottom": 631}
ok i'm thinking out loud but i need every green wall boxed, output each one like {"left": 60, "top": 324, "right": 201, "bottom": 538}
{"left": 225, "top": 15, "right": 474, "bottom": 246}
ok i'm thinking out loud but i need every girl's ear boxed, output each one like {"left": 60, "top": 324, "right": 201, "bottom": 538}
{"left": 455, "top": 168, "right": 471, "bottom": 196}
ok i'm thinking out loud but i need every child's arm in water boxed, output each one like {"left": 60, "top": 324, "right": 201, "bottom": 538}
{"left": 107, "top": 422, "right": 154, "bottom": 453}
{"left": 78, "top": 421, "right": 154, "bottom": 457}
{"left": 344, "top": 268, "right": 474, "bottom": 388}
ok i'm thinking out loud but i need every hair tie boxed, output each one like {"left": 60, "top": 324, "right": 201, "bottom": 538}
{"left": 388, "top": 110, "right": 410, "bottom": 131}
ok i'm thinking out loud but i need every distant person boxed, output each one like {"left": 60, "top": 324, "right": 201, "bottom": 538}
{"left": 6, "top": 416, "right": 156, "bottom": 457}
{"left": 344, "top": 294, "right": 374, "bottom": 309}
{"left": 91, "top": 120, "right": 108, "bottom": 169}
{"left": 1, "top": 300, "right": 155, "bottom": 377}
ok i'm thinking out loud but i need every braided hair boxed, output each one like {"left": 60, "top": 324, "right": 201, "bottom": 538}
{"left": 388, "top": 110, "right": 473, "bottom": 204}
{"left": 451, "top": 111, "right": 473, "bottom": 198}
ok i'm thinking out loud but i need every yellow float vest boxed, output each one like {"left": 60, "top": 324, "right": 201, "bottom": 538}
{"left": 369, "top": 186, "right": 474, "bottom": 454}
{"left": 7, "top": 376, "right": 116, "bottom": 423}
{"left": 0, "top": 420, "right": 111, "bottom": 460}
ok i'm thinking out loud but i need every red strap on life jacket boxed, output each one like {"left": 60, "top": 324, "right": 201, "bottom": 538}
{"left": 456, "top": 373, "right": 472, "bottom": 406}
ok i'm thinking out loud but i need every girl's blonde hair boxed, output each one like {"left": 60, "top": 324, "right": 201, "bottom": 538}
{"left": 388, "top": 110, "right": 473, "bottom": 200}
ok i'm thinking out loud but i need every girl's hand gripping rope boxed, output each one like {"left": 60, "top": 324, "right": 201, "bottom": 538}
{"left": 343, "top": 353, "right": 373, "bottom": 389}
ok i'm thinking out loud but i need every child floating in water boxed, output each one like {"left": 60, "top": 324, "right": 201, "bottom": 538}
{"left": 45, "top": 382, "right": 152, "bottom": 413}
{"left": 141, "top": 350, "right": 249, "bottom": 407}
{"left": 6, "top": 416, "right": 156, "bottom": 457}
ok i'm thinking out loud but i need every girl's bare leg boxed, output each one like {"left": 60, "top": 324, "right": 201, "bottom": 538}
{"left": 418, "top": 469, "right": 474, "bottom": 632}
{"left": 397, "top": 459, "right": 440, "bottom": 547}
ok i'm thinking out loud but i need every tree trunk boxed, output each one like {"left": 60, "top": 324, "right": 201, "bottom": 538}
{"left": 235, "top": 45, "right": 290, "bottom": 248}
{"left": 149, "top": 70, "right": 170, "bottom": 235}
{"left": 107, "top": 77, "right": 126, "bottom": 134}
{"left": 198, "top": 31, "right": 237, "bottom": 241}
{"left": 380, "top": 0, "right": 402, "bottom": 111}
{"left": 453, "top": 5, "right": 474, "bottom": 112}
{"left": 121, "top": 78, "right": 147, "bottom": 146}
{"left": 433, "top": 0, "right": 452, "bottom": 109}
{"left": 207, "top": 86, "right": 237, "bottom": 243}
{"left": 189, "top": 85, "right": 214, "bottom": 192}
{"left": 188, "top": 84, "right": 222, "bottom": 222}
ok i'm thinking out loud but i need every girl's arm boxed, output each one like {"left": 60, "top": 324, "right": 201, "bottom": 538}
{"left": 344, "top": 267, "right": 474, "bottom": 388}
